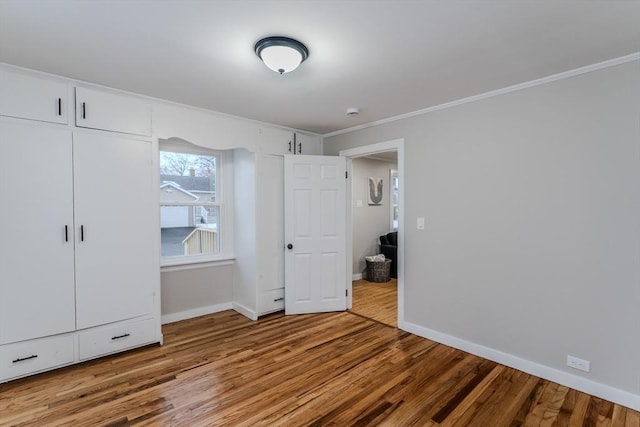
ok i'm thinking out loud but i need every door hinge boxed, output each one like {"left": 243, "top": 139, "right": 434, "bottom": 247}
{"left": 346, "top": 289, "right": 348, "bottom": 296}
{"left": 345, "top": 171, "right": 348, "bottom": 179}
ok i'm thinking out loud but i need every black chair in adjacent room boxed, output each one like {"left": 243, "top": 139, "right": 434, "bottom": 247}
{"left": 379, "top": 231, "right": 398, "bottom": 278}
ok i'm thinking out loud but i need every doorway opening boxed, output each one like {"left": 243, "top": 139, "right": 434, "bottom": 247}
{"left": 340, "top": 139, "right": 404, "bottom": 328}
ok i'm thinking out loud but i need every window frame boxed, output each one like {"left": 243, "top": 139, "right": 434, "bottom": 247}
{"left": 159, "top": 140, "right": 234, "bottom": 267}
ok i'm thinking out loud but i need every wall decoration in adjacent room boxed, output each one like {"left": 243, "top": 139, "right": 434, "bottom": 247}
{"left": 368, "top": 177, "right": 383, "bottom": 205}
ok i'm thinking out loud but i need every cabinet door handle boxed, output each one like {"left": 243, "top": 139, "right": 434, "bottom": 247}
{"left": 298, "top": 142, "right": 301, "bottom": 154}
{"left": 12, "top": 354, "right": 38, "bottom": 363}
{"left": 65, "top": 225, "right": 68, "bottom": 242}
{"left": 80, "top": 225, "right": 84, "bottom": 242}
{"left": 112, "top": 333, "right": 130, "bottom": 340}
{"left": 273, "top": 297, "right": 284, "bottom": 302}
{"left": 58, "top": 98, "right": 62, "bottom": 116}
{"left": 82, "top": 102, "right": 86, "bottom": 119}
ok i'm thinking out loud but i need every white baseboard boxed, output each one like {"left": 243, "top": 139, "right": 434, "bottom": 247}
{"left": 352, "top": 273, "right": 363, "bottom": 280}
{"left": 161, "top": 302, "right": 233, "bottom": 324}
{"left": 232, "top": 302, "right": 258, "bottom": 321}
{"left": 399, "top": 320, "right": 640, "bottom": 411}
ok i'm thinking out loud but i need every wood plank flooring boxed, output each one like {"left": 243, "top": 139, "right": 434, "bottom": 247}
{"left": 1, "top": 309, "right": 638, "bottom": 426}
{"left": 351, "top": 278, "right": 397, "bottom": 327}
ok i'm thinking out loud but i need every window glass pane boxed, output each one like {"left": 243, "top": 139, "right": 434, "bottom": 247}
{"left": 160, "top": 150, "right": 220, "bottom": 259}
{"left": 160, "top": 152, "right": 216, "bottom": 203}
{"left": 160, "top": 205, "right": 219, "bottom": 257}
{"left": 391, "top": 170, "right": 399, "bottom": 231}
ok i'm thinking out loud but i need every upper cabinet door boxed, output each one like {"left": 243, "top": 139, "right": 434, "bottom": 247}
{"left": 0, "top": 68, "right": 68, "bottom": 124}
{"left": 293, "top": 133, "right": 322, "bottom": 155}
{"left": 75, "top": 87, "right": 152, "bottom": 136}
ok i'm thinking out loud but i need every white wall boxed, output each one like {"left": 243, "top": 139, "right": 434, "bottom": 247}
{"left": 161, "top": 263, "right": 233, "bottom": 324}
{"left": 324, "top": 60, "right": 640, "bottom": 408}
{"left": 352, "top": 157, "right": 397, "bottom": 277}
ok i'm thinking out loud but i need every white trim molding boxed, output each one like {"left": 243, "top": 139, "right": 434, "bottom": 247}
{"left": 160, "top": 258, "right": 235, "bottom": 272}
{"left": 352, "top": 273, "right": 363, "bottom": 281}
{"left": 161, "top": 302, "right": 233, "bottom": 324}
{"left": 324, "top": 53, "right": 640, "bottom": 138}
{"left": 232, "top": 302, "right": 258, "bottom": 321}
{"left": 399, "top": 320, "right": 640, "bottom": 412}
{"left": 340, "top": 138, "right": 405, "bottom": 328}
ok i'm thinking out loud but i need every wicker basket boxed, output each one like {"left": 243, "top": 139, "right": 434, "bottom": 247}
{"left": 366, "top": 259, "right": 392, "bottom": 283}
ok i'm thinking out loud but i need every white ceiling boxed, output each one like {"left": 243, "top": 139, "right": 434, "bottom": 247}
{"left": 1, "top": 1, "right": 638, "bottom": 135}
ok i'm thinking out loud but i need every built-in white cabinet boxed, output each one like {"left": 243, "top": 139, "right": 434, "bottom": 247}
{"left": 259, "top": 288, "right": 285, "bottom": 314}
{"left": 285, "top": 132, "right": 322, "bottom": 156}
{"left": 78, "top": 317, "right": 156, "bottom": 361}
{"left": 0, "top": 63, "right": 323, "bottom": 382}
{"left": 0, "top": 335, "right": 75, "bottom": 380}
{"left": 0, "top": 67, "right": 68, "bottom": 124}
{"left": 233, "top": 151, "right": 286, "bottom": 318}
{"left": 75, "top": 87, "right": 152, "bottom": 136}
{"left": 73, "top": 133, "right": 154, "bottom": 329}
{"left": 0, "top": 70, "right": 159, "bottom": 383}
{"left": 257, "top": 153, "right": 285, "bottom": 315}
{"left": 0, "top": 123, "right": 76, "bottom": 344}
{"left": 225, "top": 133, "right": 320, "bottom": 318}
{"left": 297, "top": 133, "right": 321, "bottom": 155}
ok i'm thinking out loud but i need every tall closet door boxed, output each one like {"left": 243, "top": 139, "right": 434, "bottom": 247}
{"left": 73, "top": 132, "right": 154, "bottom": 329}
{"left": 258, "top": 154, "right": 285, "bottom": 293}
{"left": 256, "top": 154, "right": 286, "bottom": 315}
{"left": 0, "top": 122, "right": 75, "bottom": 344}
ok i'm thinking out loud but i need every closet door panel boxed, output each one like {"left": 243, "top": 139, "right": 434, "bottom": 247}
{"left": 257, "top": 154, "right": 285, "bottom": 293}
{"left": 0, "top": 122, "right": 75, "bottom": 344}
{"left": 73, "top": 132, "right": 154, "bottom": 329}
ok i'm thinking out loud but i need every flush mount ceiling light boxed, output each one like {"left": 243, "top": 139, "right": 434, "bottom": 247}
{"left": 255, "top": 36, "right": 309, "bottom": 75}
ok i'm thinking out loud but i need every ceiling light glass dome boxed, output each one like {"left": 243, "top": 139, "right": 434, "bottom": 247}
{"left": 255, "top": 36, "right": 309, "bottom": 74}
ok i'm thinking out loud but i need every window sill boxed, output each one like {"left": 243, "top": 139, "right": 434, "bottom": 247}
{"left": 160, "top": 255, "right": 235, "bottom": 272}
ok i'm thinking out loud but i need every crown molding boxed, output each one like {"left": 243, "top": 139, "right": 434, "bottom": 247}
{"left": 323, "top": 52, "right": 640, "bottom": 138}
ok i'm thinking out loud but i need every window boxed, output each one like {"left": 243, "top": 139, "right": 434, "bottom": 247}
{"left": 160, "top": 142, "right": 228, "bottom": 264}
{"left": 390, "top": 169, "right": 399, "bottom": 231}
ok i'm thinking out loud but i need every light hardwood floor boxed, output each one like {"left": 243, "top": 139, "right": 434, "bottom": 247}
{"left": 1, "top": 308, "right": 638, "bottom": 426}
{"left": 350, "top": 278, "right": 398, "bottom": 327}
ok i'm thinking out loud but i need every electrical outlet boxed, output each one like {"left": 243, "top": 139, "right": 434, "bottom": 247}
{"left": 567, "top": 355, "right": 590, "bottom": 372}
{"left": 417, "top": 217, "right": 425, "bottom": 230}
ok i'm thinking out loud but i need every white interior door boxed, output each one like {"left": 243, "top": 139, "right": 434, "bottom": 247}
{"left": 284, "top": 155, "right": 347, "bottom": 314}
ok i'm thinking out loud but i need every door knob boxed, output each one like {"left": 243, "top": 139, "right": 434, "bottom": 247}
{"left": 287, "top": 243, "right": 293, "bottom": 250}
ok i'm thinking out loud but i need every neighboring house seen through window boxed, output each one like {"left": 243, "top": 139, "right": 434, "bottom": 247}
{"left": 160, "top": 147, "right": 221, "bottom": 262}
